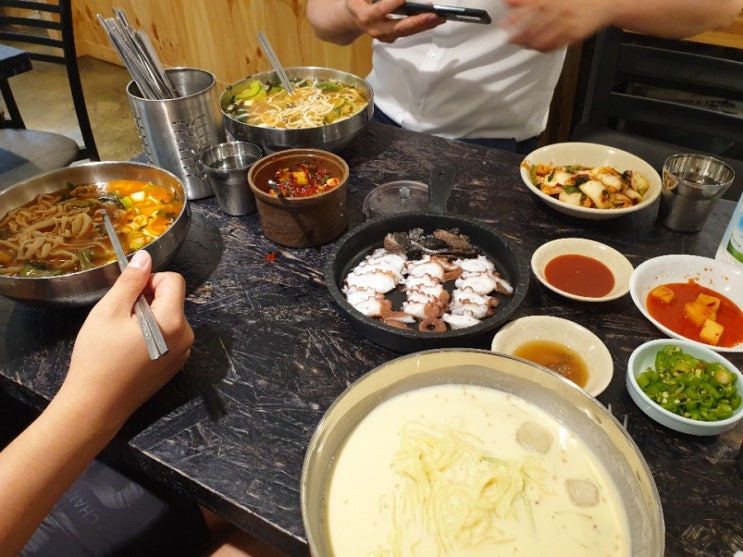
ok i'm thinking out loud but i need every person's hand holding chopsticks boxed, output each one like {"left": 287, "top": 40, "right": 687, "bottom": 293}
{"left": 61, "top": 250, "right": 194, "bottom": 432}
{"left": 0, "top": 250, "right": 193, "bottom": 554}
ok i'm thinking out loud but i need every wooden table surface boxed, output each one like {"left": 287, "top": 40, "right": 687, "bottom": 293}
{"left": 689, "top": 12, "right": 743, "bottom": 50}
{"left": 0, "top": 122, "right": 741, "bottom": 556}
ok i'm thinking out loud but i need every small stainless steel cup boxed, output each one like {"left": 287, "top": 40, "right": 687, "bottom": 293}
{"left": 201, "top": 141, "right": 262, "bottom": 216}
{"left": 658, "top": 153, "right": 735, "bottom": 233}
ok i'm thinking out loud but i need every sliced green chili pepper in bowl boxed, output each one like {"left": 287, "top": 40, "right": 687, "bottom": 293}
{"left": 636, "top": 345, "right": 742, "bottom": 422}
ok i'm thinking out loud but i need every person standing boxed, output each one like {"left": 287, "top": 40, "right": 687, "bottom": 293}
{"left": 306, "top": 0, "right": 743, "bottom": 153}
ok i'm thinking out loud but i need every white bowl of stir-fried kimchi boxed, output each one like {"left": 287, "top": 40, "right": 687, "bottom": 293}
{"left": 520, "top": 142, "right": 661, "bottom": 220}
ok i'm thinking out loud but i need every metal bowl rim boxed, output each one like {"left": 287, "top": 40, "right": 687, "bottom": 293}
{"left": 300, "top": 348, "right": 665, "bottom": 555}
{"left": 0, "top": 161, "right": 189, "bottom": 292}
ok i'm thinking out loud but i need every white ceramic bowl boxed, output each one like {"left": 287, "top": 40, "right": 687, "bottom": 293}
{"left": 629, "top": 254, "right": 743, "bottom": 353}
{"left": 520, "top": 142, "right": 661, "bottom": 220}
{"left": 627, "top": 339, "right": 743, "bottom": 435}
{"left": 531, "top": 237, "right": 634, "bottom": 302}
{"left": 491, "top": 315, "right": 613, "bottom": 396}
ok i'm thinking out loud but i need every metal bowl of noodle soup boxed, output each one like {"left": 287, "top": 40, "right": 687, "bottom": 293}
{"left": 301, "top": 349, "right": 664, "bottom": 556}
{"left": 220, "top": 66, "right": 374, "bottom": 153}
{"left": 0, "top": 161, "right": 190, "bottom": 307}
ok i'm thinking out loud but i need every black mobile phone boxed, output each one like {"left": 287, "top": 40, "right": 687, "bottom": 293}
{"left": 387, "top": 2, "right": 492, "bottom": 24}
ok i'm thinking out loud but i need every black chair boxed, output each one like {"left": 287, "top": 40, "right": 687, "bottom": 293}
{"left": 0, "top": 0, "right": 99, "bottom": 175}
{"left": 570, "top": 26, "right": 743, "bottom": 201}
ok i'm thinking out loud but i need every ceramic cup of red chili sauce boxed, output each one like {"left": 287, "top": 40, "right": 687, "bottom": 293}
{"left": 248, "top": 148, "right": 350, "bottom": 247}
{"left": 531, "top": 238, "right": 635, "bottom": 302}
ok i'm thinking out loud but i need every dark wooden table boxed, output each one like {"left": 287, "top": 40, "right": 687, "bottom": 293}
{"left": 1, "top": 122, "right": 741, "bottom": 556}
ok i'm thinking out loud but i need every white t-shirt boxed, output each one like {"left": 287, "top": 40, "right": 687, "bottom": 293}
{"left": 366, "top": 0, "right": 566, "bottom": 141}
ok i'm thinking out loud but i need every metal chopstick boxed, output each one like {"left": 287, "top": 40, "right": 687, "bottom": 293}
{"left": 98, "top": 15, "right": 159, "bottom": 99}
{"left": 257, "top": 32, "right": 295, "bottom": 95}
{"left": 102, "top": 213, "right": 169, "bottom": 360}
{"left": 135, "top": 30, "right": 177, "bottom": 98}
{"left": 112, "top": 8, "right": 175, "bottom": 98}
{"left": 97, "top": 11, "right": 176, "bottom": 100}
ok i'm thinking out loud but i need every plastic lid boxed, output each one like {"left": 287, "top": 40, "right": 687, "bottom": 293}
{"left": 362, "top": 181, "right": 429, "bottom": 219}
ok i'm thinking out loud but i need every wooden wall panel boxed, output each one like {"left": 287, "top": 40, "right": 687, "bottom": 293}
{"left": 71, "top": 2, "right": 741, "bottom": 148}
{"left": 71, "top": 0, "right": 373, "bottom": 89}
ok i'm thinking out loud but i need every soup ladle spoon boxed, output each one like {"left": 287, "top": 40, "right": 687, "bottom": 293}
{"left": 267, "top": 178, "right": 285, "bottom": 198}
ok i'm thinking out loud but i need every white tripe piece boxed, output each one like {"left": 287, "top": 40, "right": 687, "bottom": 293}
{"left": 354, "top": 248, "right": 407, "bottom": 281}
{"left": 344, "top": 285, "right": 382, "bottom": 307}
{"left": 404, "top": 273, "right": 446, "bottom": 299}
{"left": 404, "top": 255, "right": 446, "bottom": 280}
{"left": 454, "top": 255, "right": 495, "bottom": 274}
{"left": 454, "top": 254, "right": 514, "bottom": 295}
{"left": 400, "top": 301, "right": 429, "bottom": 320}
{"left": 344, "top": 248, "right": 512, "bottom": 329}
{"left": 343, "top": 286, "right": 388, "bottom": 317}
{"left": 402, "top": 257, "right": 450, "bottom": 319}
{"left": 449, "top": 304, "right": 489, "bottom": 320}
{"left": 352, "top": 298, "right": 389, "bottom": 317}
{"left": 402, "top": 289, "right": 447, "bottom": 320}
{"left": 447, "top": 255, "right": 503, "bottom": 321}
{"left": 454, "top": 273, "right": 500, "bottom": 296}
{"left": 442, "top": 313, "right": 482, "bottom": 329}
{"left": 383, "top": 312, "right": 416, "bottom": 324}
{"left": 449, "top": 298, "right": 491, "bottom": 319}
{"left": 343, "top": 270, "right": 398, "bottom": 294}
{"left": 343, "top": 248, "right": 407, "bottom": 295}
{"left": 405, "top": 290, "right": 440, "bottom": 305}
{"left": 451, "top": 286, "right": 492, "bottom": 307}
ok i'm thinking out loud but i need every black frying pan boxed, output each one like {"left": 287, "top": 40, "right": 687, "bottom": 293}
{"left": 325, "top": 166, "right": 529, "bottom": 353}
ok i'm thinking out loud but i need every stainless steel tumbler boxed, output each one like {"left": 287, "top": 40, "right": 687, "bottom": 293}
{"left": 127, "top": 67, "right": 225, "bottom": 200}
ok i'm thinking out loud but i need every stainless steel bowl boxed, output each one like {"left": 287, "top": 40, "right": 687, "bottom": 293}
{"left": 301, "top": 349, "right": 665, "bottom": 556}
{"left": 220, "top": 66, "right": 374, "bottom": 153}
{"left": 0, "top": 161, "right": 190, "bottom": 307}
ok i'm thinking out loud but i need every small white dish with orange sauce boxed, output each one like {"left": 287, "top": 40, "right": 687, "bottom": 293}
{"left": 629, "top": 254, "right": 743, "bottom": 353}
{"left": 491, "top": 315, "right": 613, "bottom": 396}
{"left": 531, "top": 238, "right": 634, "bottom": 302}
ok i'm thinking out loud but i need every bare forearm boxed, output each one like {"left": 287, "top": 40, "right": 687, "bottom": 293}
{"left": 307, "top": 0, "right": 364, "bottom": 45}
{"left": 503, "top": 0, "right": 742, "bottom": 52}
{"left": 0, "top": 256, "right": 193, "bottom": 556}
{"left": 608, "top": 0, "right": 743, "bottom": 38}
{"left": 0, "top": 395, "right": 118, "bottom": 555}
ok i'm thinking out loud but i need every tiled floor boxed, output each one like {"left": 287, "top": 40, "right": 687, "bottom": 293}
{"left": 5, "top": 55, "right": 142, "bottom": 161}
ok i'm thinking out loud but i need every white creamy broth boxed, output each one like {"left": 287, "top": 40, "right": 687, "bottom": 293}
{"left": 325, "top": 384, "right": 630, "bottom": 557}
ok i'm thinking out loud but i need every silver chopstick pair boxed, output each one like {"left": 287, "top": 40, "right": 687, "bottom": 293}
{"left": 102, "top": 213, "right": 169, "bottom": 360}
{"left": 97, "top": 9, "right": 177, "bottom": 100}
{"left": 257, "top": 32, "right": 295, "bottom": 95}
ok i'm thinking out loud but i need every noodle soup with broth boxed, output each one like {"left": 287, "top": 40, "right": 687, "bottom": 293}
{"left": 220, "top": 67, "right": 374, "bottom": 153}
{"left": 0, "top": 178, "right": 184, "bottom": 277}
{"left": 223, "top": 77, "right": 368, "bottom": 130}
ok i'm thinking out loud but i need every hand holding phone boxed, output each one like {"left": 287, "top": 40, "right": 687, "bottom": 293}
{"left": 379, "top": 1, "right": 492, "bottom": 24}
